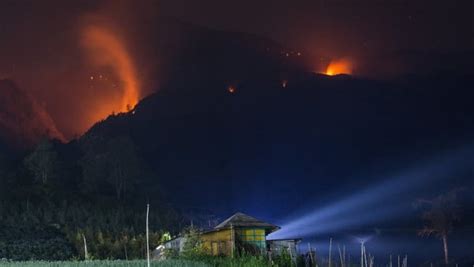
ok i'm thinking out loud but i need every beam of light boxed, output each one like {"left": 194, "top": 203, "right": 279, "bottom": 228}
{"left": 325, "top": 58, "right": 353, "bottom": 76}
{"left": 268, "top": 146, "right": 474, "bottom": 240}
{"left": 81, "top": 25, "right": 140, "bottom": 121}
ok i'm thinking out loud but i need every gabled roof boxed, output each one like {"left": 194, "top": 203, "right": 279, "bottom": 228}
{"left": 214, "top": 212, "right": 280, "bottom": 232}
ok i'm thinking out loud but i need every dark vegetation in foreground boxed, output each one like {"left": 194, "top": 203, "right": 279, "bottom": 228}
{"left": 0, "top": 136, "right": 182, "bottom": 260}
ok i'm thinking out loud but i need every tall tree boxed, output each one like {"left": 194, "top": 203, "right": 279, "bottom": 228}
{"left": 416, "top": 189, "right": 462, "bottom": 265}
{"left": 24, "top": 139, "right": 59, "bottom": 185}
{"left": 80, "top": 135, "right": 141, "bottom": 200}
{"left": 79, "top": 134, "right": 108, "bottom": 196}
{"left": 0, "top": 151, "right": 8, "bottom": 200}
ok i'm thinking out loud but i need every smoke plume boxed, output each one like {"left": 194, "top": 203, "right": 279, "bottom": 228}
{"left": 80, "top": 22, "right": 140, "bottom": 119}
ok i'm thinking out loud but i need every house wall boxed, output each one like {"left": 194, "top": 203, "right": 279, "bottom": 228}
{"left": 201, "top": 229, "right": 232, "bottom": 256}
{"left": 200, "top": 227, "right": 269, "bottom": 256}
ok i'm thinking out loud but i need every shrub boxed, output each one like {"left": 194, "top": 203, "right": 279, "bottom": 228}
{"left": 0, "top": 224, "right": 75, "bottom": 261}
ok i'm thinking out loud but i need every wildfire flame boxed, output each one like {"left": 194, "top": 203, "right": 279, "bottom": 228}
{"left": 325, "top": 58, "right": 353, "bottom": 76}
{"left": 81, "top": 25, "right": 140, "bottom": 117}
{"left": 228, "top": 86, "right": 236, "bottom": 94}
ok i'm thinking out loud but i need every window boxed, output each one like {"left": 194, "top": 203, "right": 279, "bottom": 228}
{"left": 238, "top": 228, "right": 266, "bottom": 250}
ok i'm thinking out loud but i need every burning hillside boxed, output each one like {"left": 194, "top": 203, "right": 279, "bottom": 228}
{"left": 325, "top": 58, "right": 353, "bottom": 76}
{"left": 2, "top": 0, "right": 151, "bottom": 142}
{"left": 81, "top": 24, "right": 140, "bottom": 115}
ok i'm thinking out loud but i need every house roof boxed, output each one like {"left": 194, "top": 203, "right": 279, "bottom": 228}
{"left": 214, "top": 212, "right": 280, "bottom": 232}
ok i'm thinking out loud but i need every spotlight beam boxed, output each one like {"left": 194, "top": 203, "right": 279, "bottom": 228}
{"left": 269, "top": 146, "right": 473, "bottom": 239}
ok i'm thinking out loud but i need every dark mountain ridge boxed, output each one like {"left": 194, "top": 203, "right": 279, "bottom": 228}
{"left": 78, "top": 71, "right": 474, "bottom": 264}
{"left": 0, "top": 79, "right": 65, "bottom": 149}
{"left": 148, "top": 17, "right": 312, "bottom": 92}
{"left": 84, "top": 71, "right": 474, "bottom": 215}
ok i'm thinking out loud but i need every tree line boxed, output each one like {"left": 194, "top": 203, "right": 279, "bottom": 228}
{"left": 0, "top": 134, "right": 182, "bottom": 260}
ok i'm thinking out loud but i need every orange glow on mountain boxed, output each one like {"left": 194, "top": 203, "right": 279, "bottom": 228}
{"left": 325, "top": 59, "right": 353, "bottom": 76}
{"left": 81, "top": 25, "right": 140, "bottom": 123}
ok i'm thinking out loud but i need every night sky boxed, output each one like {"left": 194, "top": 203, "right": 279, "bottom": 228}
{"left": 0, "top": 0, "right": 473, "bottom": 263}
{"left": 162, "top": 0, "right": 471, "bottom": 52}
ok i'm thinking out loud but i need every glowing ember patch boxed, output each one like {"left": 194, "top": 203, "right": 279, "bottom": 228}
{"left": 282, "top": 80, "right": 288, "bottom": 88}
{"left": 228, "top": 86, "right": 236, "bottom": 94}
{"left": 326, "top": 59, "right": 353, "bottom": 76}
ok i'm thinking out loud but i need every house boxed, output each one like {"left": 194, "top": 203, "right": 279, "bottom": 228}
{"left": 161, "top": 212, "right": 301, "bottom": 258}
{"left": 200, "top": 212, "right": 280, "bottom": 256}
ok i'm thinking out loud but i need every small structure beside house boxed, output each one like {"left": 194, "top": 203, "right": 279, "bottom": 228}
{"left": 153, "top": 237, "right": 186, "bottom": 260}
{"left": 163, "top": 236, "right": 186, "bottom": 252}
{"left": 267, "top": 238, "right": 302, "bottom": 259}
{"left": 160, "top": 212, "right": 301, "bottom": 259}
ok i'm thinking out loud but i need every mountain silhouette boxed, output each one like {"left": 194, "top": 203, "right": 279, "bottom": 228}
{"left": 0, "top": 79, "right": 64, "bottom": 149}
{"left": 84, "top": 70, "right": 474, "bottom": 214}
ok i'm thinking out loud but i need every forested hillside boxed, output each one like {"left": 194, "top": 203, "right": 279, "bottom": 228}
{"left": 0, "top": 136, "right": 181, "bottom": 260}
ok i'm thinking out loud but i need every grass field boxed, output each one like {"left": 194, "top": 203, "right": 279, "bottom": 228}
{"left": 0, "top": 258, "right": 271, "bottom": 267}
{"left": 0, "top": 260, "right": 211, "bottom": 267}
